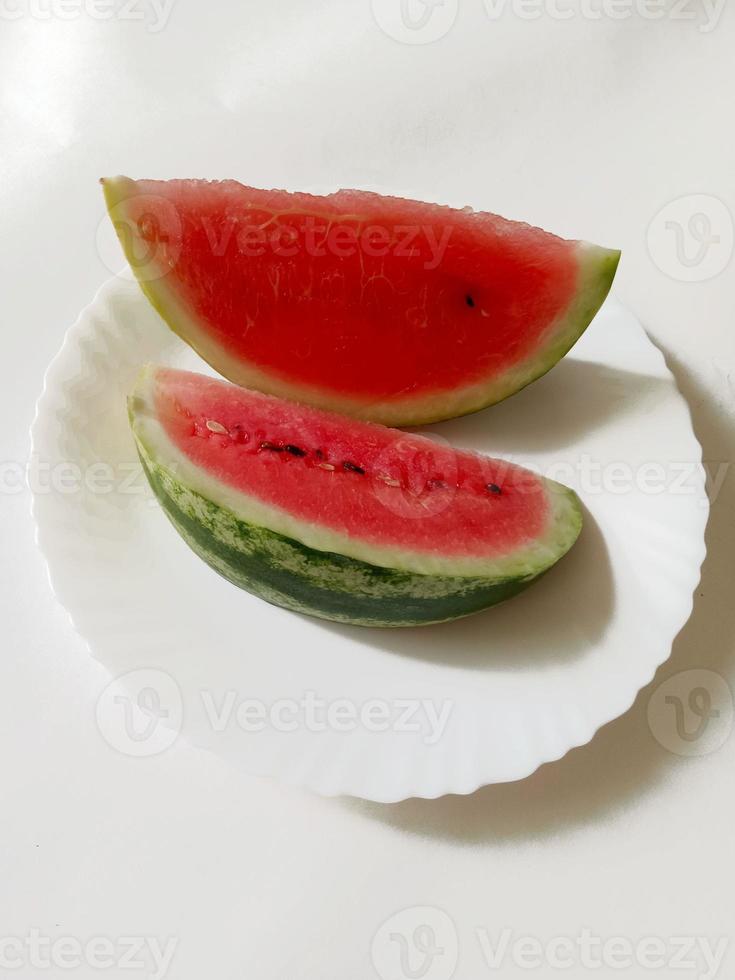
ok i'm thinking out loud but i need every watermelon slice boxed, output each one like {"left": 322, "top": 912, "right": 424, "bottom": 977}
{"left": 104, "top": 176, "right": 620, "bottom": 425}
{"left": 130, "top": 367, "right": 583, "bottom": 627}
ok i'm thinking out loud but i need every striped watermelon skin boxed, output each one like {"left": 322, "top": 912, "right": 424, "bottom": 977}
{"left": 130, "top": 368, "right": 583, "bottom": 628}
{"left": 140, "top": 451, "right": 537, "bottom": 627}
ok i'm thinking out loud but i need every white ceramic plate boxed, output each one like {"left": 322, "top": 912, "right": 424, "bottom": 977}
{"left": 31, "top": 276, "right": 707, "bottom": 802}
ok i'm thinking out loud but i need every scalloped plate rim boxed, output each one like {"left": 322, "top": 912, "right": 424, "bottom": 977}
{"left": 29, "top": 276, "right": 708, "bottom": 803}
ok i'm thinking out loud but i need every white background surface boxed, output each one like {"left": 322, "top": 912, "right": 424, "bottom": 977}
{"left": 2, "top": 1, "right": 734, "bottom": 978}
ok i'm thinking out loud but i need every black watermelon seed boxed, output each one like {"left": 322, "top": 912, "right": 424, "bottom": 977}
{"left": 486, "top": 483, "right": 502, "bottom": 495}
{"left": 428, "top": 478, "right": 448, "bottom": 490}
{"left": 284, "top": 445, "right": 307, "bottom": 457}
{"left": 342, "top": 461, "right": 366, "bottom": 475}
{"left": 260, "top": 441, "right": 285, "bottom": 452}
{"left": 466, "top": 294, "right": 475, "bottom": 308}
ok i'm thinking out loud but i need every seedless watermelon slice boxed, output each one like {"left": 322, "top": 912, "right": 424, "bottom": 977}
{"left": 104, "top": 177, "right": 620, "bottom": 425}
{"left": 130, "top": 367, "right": 583, "bottom": 627}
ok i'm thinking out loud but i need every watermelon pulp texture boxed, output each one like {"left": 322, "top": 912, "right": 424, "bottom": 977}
{"left": 130, "top": 368, "right": 583, "bottom": 627}
{"left": 105, "top": 177, "right": 620, "bottom": 425}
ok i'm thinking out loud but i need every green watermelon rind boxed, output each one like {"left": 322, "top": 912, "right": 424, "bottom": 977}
{"left": 130, "top": 372, "right": 584, "bottom": 628}
{"left": 103, "top": 176, "right": 620, "bottom": 427}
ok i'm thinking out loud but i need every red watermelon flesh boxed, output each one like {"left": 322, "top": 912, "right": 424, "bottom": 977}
{"left": 145, "top": 368, "right": 566, "bottom": 564}
{"left": 105, "top": 177, "right": 620, "bottom": 425}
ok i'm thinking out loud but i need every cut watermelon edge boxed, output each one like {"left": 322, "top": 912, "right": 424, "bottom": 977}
{"left": 129, "top": 367, "right": 583, "bottom": 626}
{"left": 103, "top": 176, "right": 620, "bottom": 426}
